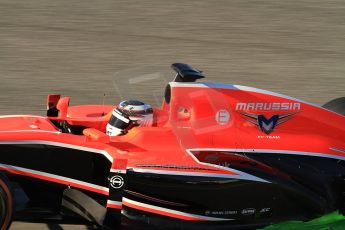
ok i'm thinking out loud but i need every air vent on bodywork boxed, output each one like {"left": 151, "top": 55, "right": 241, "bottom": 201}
{"left": 191, "top": 151, "right": 275, "bottom": 174}
{"left": 164, "top": 84, "right": 171, "bottom": 104}
{"left": 164, "top": 63, "right": 204, "bottom": 104}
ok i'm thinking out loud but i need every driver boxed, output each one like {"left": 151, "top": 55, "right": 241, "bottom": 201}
{"left": 106, "top": 100, "right": 153, "bottom": 136}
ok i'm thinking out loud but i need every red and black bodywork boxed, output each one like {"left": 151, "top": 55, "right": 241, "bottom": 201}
{"left": 0, "top": 63, "right": 344, "bottom": 229}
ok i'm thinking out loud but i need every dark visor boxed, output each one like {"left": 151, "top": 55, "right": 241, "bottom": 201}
{"left": 109, "top": 115, "right": 130, "bottom": 130}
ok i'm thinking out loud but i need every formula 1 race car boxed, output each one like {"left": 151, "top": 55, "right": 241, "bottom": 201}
{"left": 0, "top": 63, "right": 344, "bottom": 230}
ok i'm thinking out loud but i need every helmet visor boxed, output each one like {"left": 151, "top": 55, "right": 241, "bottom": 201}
{"left": 108, "top": 113, "right": 130, "bottom": 130}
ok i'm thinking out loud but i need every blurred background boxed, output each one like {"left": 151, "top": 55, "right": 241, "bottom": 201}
{"left": 1, "top": 0, "right": 344, "bottom": 115}
{"left": 1, "top": 0, "right": 344, "bottom": 229}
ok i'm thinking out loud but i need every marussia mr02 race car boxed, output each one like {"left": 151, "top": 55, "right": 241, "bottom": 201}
{"left": 0, "top": 63, "right": 344, "bottom": 230}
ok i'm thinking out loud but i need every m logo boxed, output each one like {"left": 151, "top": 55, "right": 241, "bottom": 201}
{"left": 240, "top": 112, "right": 298, "bottom": 134}
{"left": 257, "top": 115, "right": 279, "bottom": 134}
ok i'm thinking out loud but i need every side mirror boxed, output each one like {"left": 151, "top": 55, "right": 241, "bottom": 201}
{"left": 47, "top": 94, "right": 61, "bottom": 117}
{"left": 56, "top": 97, "right": 70, "bottom": 119}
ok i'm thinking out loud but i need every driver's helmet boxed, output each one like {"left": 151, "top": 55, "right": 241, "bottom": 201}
{"left": 106, "top": 100, "right": 153, "bottom": 136}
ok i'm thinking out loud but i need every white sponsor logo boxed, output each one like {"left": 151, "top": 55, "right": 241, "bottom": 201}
{"left": 209, "top": 210, "right": 238, "bottom": 215}
{"left": 235, "top": 102, "right": 301, "bottom": 111}
{"left": 241, "top": 208, "right": 256, "bottom": 216}
{"left": 215, "top": 110, "right": 230, "bottom": 125}
{"left": 219, "top": 162, "right": 231, "bottom": 168}
{"left": 260, "top": 208, "right": 271, "bottom": 213}
{"left": 110, "top": 175, "right": 124, "bottom": 189}
{"left": 258, "top": 135, "right": 281, "bottom": 139}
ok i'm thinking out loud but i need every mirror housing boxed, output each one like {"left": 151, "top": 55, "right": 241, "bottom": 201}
{"left": 56, "top": 97, "right": 70, "bottom": 119}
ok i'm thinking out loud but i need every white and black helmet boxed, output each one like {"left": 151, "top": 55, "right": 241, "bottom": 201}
{"left": 106, "top": 100, "right": 153, "bottom": 136}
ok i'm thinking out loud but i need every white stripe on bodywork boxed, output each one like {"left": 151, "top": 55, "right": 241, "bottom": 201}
{"left": 170, "top": 82, "right": 302, "bottom": 100}
{"left": 123, "top": 197, "right": 233, "bottom": 221}
{"left": 130, "top": 166, "right": 268, "bottom": 183}
{"left": 107, "top": 200, "right": 122, "bottom": 206}
{"left": 187, "top": 148, "right": 345, "bottom": 161}
{"left": 169, "top": 82, "right": 237, "bottom": 90}
{"left": 330, "top": 147, "right": 345, "bottom": 155}
{"left": 131, "top": 168, "right": 235, "bottom": 179}
{"left": 0, "top": 162, "right": 109, "bottom": 193}
{"left": 169, "top": 82, "right": 307, "bottom": 103}
{"left": 169, "top": 82, "right": 329, "bottom": 110}
{"left": 0, "top": 140, "right": 113, "bottom": 162}
{"left": 110, "top": 169, "right": 127, "bottom": 174}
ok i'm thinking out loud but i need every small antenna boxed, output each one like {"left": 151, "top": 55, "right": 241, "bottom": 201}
{"left": 102, "top": 93, "right": 106, "bottom": 116}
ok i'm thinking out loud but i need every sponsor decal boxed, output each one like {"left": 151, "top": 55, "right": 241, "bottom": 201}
{"left": 236, "top": 102, "right": 300, "bottom": 111}
{"left": 205, "top": 210, "right": 238, "bottom": 216}
{"left": 258, "top": 135, "right": 280, "bottom": 139}
{"left": 215, "top": 110, "right": 230, "bottom": 125}
{"left": 259, "top": 208, "right": 271, "bottom": 213}
{"left": 123, "top": 197, "right": 233, "bottom": 221}
{"left": 219, "top": 162, "right": 231, "bottom": 168}
{"left": 241, "top": 208, "right": 256, "bottom": 216}
{"left": 240, "top": 112, "right": 298, "bottom": 135}
{"left": 110, "top": 175, "right": 124, "bottom": 189}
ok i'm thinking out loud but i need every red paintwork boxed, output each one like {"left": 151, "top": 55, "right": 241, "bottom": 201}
{"left": 106, "top": 203, "right": 122, "bottom": 210}
{"left": 0, "top": 82, "right": 344, "bottom": 190}
{"left": 0, "top": 116, "right": 58, "bottom": 132}
{"left": 165, "top": 85, "right": 345, "bottom": 157}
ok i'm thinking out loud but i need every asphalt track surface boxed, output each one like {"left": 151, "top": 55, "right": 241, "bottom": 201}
{"left": 0, "top": 0, "right": 344, "bottom": 229}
